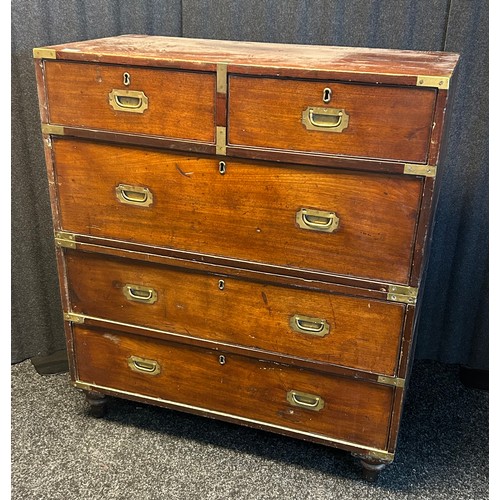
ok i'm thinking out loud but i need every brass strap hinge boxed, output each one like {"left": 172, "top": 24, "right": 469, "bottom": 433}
{"left": 54, "top": 231, "right": 76, "bottom": 249}
{"left": 416, "top": 75, "right": 450, "bottom": 90}
{"left": 217, "top": 62, "right": 228, "bottom": 94}
{"left": 33, "top": 48, "right": 57, "bottom": 60}
{"left": 377, "top": 375, "right": 405, "bottom": 388}
{"left": 404, "top": 164, "right": 437, "bottom": 178}
{"left": 64, "top": 312, "right": 85, "bottom": 324}
{"left": 216, "top": 126, "right": 227, "bottom": 155}
{"left": 387, "top": 285, "right": 418, "bottom": 305}
{"left": 41, "top": 124, "right": 65, "bottom": 136}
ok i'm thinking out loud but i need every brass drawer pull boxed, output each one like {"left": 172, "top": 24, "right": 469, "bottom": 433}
{"left": 296, "top": 208, "right": 339, "bottom": 233}
{"left": 287, "top": 390, "right": 325, "bottom": 411}
{"left": 109, "top": 89, "right": 149, "bottom": 113}
{"left": 115, "top": 184, "right": 153, "bottom": 207}
{"left": 127, "top": 356, "right": 160, "bottom": 375}
{"left": 302, "top": 106, "right": 349, "bottom": 132}
{"left": 122, "top": 284, "right": 158, "bottom": 304}
{"left": 290, "top": 315, "right": 330, "bottom": 337}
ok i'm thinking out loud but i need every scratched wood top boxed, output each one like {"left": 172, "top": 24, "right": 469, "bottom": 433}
{"left": 37, "top": 35, "right": 459, "bottom": 83}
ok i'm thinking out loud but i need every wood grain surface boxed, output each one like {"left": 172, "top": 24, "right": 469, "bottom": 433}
{"left": 44, "top": 61, "right": 216, "bottom": 142}
{"left": 53, "top": 138, "right": 423, "bottom": 284}
{"left": 65, "top": 250, "right": 405, "bottom": 375}
{"left": 73, "top": 324, "right": 393, "bottom": 449}
{"left": 39, "top": 35, "right": 459, "bottom": 84}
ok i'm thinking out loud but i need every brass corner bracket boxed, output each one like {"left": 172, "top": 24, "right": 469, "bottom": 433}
{"left": 387, "top": 285, "right": 418, "bottom": 305}
{"left": 41, "top": 124, "right": 65, "bottom": 136}
{"left": 64, "top": 312, "right": 85, "bottom": 324}
{"left": 33, "top": 48, "right": 57, "bottom": 60}
{"left": 377, "top": 375, "right": 405, "bottom": 388}
{"left": 404, "top": 164, "right": 437, "bottom": 178}
{"left": 416, "top": 75, "right": 450, "bottom": 90}
{"left": 54, "top": 231, "right": 76, "bottom": 249}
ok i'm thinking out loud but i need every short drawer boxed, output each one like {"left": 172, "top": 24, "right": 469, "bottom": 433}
{"left": 43, "top": 61, "right": 216, "bottom": 143}
{"left": 228, "top": 76, "right": 436, "bottom": 163}
{"left": 73, "top": 325, "right": 393, "bottom": 450}
{"left": 54, "top": 139, "right": 423, "bottom": 284}
{"left": 66, "top": 251, "right": 405, "bottom": 376}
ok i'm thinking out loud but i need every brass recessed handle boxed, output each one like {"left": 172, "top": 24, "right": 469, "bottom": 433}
{"left": 115, "top": 184, "right": 153, "bottom": 207}
{"left": 109, "top": 89, "right": 148, "bottom": 113}
{"left": 122, "top": 284, "right": 158, "bottom": 304}
{"left": 290, "top": 315, "right": 330, "bottom": 337}
{"left": 302, "top": 106, "right": 349, "bottom": 132}
{"left": 127, "top": 356, "right": 160, "bottom": 375}
{"left": 287, "top": 390, "right": 325, "bottom": 411}
{"left": 296, "top": 208, "right": 339, "bottom": 233}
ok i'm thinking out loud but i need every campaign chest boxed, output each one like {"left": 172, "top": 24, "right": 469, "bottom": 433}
{"left": 33, "top": 35, "right": 459, "bottom": 481}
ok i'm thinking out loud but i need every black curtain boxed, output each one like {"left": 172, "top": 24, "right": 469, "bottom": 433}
{"left": 11, "top": 0, "right": 488, "bottom": 370}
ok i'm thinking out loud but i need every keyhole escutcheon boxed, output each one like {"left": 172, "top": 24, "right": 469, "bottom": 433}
{"left": 123, "top": 72, "right": 131, "bottom": 86}
{"left": 323, "top": 87, "right": 332, "bottom": 103}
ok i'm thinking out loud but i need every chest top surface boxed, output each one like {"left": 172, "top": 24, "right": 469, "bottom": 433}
{"left": 35, "top": 34, "right": 459, "bottom": 85}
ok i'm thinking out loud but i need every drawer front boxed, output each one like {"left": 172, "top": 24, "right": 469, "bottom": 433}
{"left": 55, "top": 139, "right": 422, "bottom": 284}
{"left": 66, "top": 251, "right": 405, "bottom": 375}
{"left": 44, "top": 61, "right": 216, "bottom": 143}
{"left": 228, "top": 76, "right": 436, "bottom": 163}
{"left": 74, "top": 325, "right": 393, "bottom": 449}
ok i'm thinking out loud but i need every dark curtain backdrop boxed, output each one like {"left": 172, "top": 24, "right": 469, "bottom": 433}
{"left": 11, "top": 0, "right": 488, "bottom": 369}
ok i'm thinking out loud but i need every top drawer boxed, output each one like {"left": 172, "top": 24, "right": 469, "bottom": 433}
{"left": 43, "top": 61, "right": 216, "bottom": 143}
{"left": 228, "top": 76, "right": 436, "bottom": 163}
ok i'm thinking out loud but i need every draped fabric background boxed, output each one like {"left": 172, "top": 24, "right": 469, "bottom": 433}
{"left": 11, "top": 0, "right": 488, "bottom": 369}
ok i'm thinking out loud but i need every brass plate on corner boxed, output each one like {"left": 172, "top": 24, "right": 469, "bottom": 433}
{"left": 55, "top": 231, "right": 76, "bottom": 249}
{"left": 33, "top": 48, "right": 56, "bottom": 59}
{"left": 416, "top": 75, "right": 450, "bottom": 90}
{"left": 404, "top": 164, "right": 437, "bottom": 177}
{"left": 387, "top": 285, "right": 418, "bottom": 305}
{"left": 41, "top": 124, "right": 65, "bottom": 136}
{"left": 377, "top": 375, "right": 405, "bottom": 388}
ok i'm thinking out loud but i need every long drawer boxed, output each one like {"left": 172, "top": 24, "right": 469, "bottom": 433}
{"left": 73, "top": 324, "right": 393, "bottom": 450}
{"left": 54, "top": 138, "right": 423, "bottom": 284}
{"left": 228, "top": 76, "right": 436, "bottom": 163}
{"left": 43, "top": 61, "right": 216, "bottom": 143}
{"left": 65, "top": 250, "right": 405, "bottom": 375}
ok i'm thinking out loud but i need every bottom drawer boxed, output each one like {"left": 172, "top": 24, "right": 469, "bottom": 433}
{"left": 73, "top": 324, "right": 394, "bottom": 450}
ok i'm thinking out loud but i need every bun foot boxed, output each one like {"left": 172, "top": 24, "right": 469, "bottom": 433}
{"left": 351, "top": 453, "right": 390, "bottom": 482}
{"left": 84, "top": 390, "right": 107, "bottom": 418}
{"left": 360, "top": 459, "right": 387, "bottom": 482}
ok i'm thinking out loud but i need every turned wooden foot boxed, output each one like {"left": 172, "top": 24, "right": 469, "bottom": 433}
{"left": 84, "top": 390, "right": 107, "bottom": 418}
{"left": 351, "top": 453, "right": 390, "bottom": 482}
{"left": 359, "top": 458, "right": 387, "bottom": 482}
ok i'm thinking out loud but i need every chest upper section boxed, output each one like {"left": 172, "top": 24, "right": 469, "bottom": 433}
{"left": 35, "top": 35, "right": 459, "bottom": 169}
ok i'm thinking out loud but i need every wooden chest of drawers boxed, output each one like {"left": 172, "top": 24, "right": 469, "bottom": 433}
{"left": 33, "top": 35, "right": 459, "bottom": 481}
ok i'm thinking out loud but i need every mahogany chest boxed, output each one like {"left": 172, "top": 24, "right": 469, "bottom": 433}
{"left": 33, "top": 35, "right": 459, "bottom": 481}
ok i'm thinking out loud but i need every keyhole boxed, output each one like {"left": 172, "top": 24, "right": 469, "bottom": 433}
{"left": 218, "top": 279, "right": 225, "bottom": 290}
{"left": 123, "top": 72, "right": 131, "bottom": 86}
{"left": 219, "top": 355, "right": 226, "bottom": 365}
{"left": 219, "top": 161, "right": 226, "bottom": 175}
{"left": 323, "top": 87, "right": 332, "bottom": 103}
